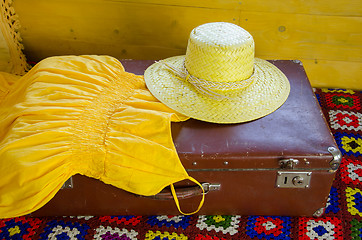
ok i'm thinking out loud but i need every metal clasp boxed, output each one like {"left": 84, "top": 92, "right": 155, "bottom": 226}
{"left": 202, "top": 183, "right": 221, "bottom": 194}
{"left": 328, "top": 147, "right": 342, "bottom": 171}
{"left": 61, "top": 177, "right": 73, "bottom": 189}
{"left": 279, "top": 159, "right": 299, "bottom": 169}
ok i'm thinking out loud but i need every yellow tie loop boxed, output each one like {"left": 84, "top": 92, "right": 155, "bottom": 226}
{"left": 170, "top": 176, "right": 205, "bottom": 215}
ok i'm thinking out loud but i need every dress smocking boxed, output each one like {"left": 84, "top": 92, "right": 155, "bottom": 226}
{"left": 0, "top": 55, "right": 196, "bottom": 218}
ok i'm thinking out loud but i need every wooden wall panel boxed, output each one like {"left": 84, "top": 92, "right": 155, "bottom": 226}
{"left": 239, "top": 12, "right": 361, "bottom": 62}
{"left": 12, "top": 0, "right": 362, "bottom": 89}
{"left": 14, "top": 0, "right": 239, "bottom": 60}
{"left": 105, "top": 0, "right": 362, "bottom": 16}
{"left": 0, "top": 32, "right": 11, "bottom": 72}
{"left": 303, "top": 60, "right": 362, "bottom": 89}
{"left": 239, "top": 0, "right": 361, "bottom": 16}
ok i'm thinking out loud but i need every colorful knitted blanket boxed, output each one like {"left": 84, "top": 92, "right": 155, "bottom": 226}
{"left": 0, "top": 88, "right": 361, "bottom": 240}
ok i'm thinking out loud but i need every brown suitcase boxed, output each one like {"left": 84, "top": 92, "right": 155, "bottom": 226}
{"left": 30, "top": 60, "right": 341, "bottom": 217}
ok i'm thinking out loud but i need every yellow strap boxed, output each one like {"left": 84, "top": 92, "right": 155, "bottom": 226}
{"left": 170, "top": 176, "right": 205, "bottom": 215}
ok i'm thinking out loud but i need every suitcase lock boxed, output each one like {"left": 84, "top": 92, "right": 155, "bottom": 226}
{"left": 276, "top": 171, "right": 312, "bottom": 188}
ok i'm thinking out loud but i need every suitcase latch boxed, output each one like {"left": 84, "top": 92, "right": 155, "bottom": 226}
{"left": 279, "top": 159, "right": 299, "bottom": 169}
{"left": 276, "top": 171, "right": 312, "bottom": 188}
{"left": 202, "top": 183, "right": 221, "bottom": 194}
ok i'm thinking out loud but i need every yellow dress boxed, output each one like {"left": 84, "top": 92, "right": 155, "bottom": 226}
{"left": 0, "top": 55, "right": 203, "bottom": 218}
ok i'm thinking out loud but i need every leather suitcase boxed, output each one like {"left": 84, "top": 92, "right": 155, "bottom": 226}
{"left": 30, "top": 60, "right": 341, "bottom": 217}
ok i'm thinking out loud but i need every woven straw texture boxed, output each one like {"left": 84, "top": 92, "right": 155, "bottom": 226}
{"left": 145, "top": 22, "right": 290, "bottom": 123}
{"left": 0, "top": 0, "right": 29, "bottom": 75}
{"left": 185, "top": 22, "right": 254, "bottom": 84}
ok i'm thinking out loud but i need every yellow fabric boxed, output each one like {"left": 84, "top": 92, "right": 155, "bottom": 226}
{"left": 0, "top": 55, "right": 202, "bottom": 218}
{"left": 171, "top": 176, "right": 205, "bottom": 215}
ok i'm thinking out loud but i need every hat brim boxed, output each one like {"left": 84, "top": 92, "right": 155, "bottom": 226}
{"left": 144, "top": 56, "right": 290, "bottom": 124}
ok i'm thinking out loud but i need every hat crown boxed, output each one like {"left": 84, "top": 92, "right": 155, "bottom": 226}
{"left": 185, "top": 22, "right": 255, "bottom": 83}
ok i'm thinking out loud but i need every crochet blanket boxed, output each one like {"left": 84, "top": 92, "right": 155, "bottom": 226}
{"left": 0, "top": 88, "right": 361, "bottom": 239}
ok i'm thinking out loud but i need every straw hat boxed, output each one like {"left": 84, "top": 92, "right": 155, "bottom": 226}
{"left": 144, "top": 22, "right": 290, "bottom": 123}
